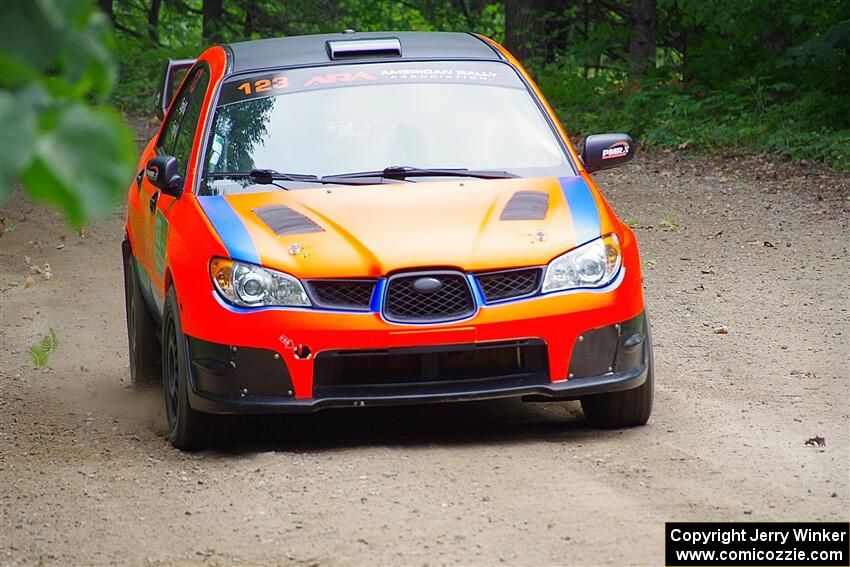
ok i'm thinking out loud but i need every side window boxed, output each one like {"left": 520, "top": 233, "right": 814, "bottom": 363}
{"left": 157, "top": 66, "right": 210, "bottom": 176}
{"left": 171, "top": 71, "right": 210, "bottom": 176}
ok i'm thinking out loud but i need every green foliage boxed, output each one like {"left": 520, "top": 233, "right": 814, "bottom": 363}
{"left": 529, "top": 0, "right": 850, "bottom": 168}
{"left": 112, "top": 36, "right": 197, "bottom": 114}
{"left": 29, "top": 328, "right": 59, "bottom": 369}
{"left": 542, "top": 70, "right": 850, "bottom": 168}
{"left": 0, "top": 0, "right": 136, "bottom": 226}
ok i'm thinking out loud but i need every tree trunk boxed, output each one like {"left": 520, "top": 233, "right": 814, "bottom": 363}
{"left": 148, "top": 0, "right": 162, "bottom": 43}
{"left": 243, "top": 4, "right": 255, "bottom": 38}
{"left": 628, "top": 0, "right": 656, "bottom": 78}
{"left": 98, "top": 0, "right": 114, "bottom": 24}
{"left": 203, "top": 0, "right": 224, "bottom": 43}
{"left": 504, "top": 0, "right": 547, "bottom": 63}
{"left": 543, "top": 0, "right": 574, "bottom": 63}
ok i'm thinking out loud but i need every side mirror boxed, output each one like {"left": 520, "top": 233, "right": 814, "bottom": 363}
{"left": 581, "top": 133, "right": 635, "bottom": 173}
{"left": 154, "top": 58, "right": 196, "bottom": 120}
{"left": 145, "top": 156, "right": 184, "bottom": 198}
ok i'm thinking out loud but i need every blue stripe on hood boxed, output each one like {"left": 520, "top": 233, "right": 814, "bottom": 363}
{"left": 558, "top": 177, "right": 601, "bottom": 245}
{"left": 197, "top": 196, "right": 261, "bottom": 264}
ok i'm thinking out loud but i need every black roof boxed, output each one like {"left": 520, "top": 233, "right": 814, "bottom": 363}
{"left": 224, "top": 31, "right": 502, "bottom": 74}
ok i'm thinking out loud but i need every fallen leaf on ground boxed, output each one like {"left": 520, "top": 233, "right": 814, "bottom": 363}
{"left": 804, "top": 436, "right": 826, "bottom": 447}
{"left": 24, "top": 276, "right": 34, "bottom": 288}
{"left": 713, "top": 325, "right": 729, "bottom": 334}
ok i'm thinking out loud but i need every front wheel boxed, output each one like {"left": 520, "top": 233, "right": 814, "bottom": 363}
{"left": 581, "top": 333, "right": 654, "bottom": 428}
{"left": 162, "top": 286, "right": 212, "bottom": 450}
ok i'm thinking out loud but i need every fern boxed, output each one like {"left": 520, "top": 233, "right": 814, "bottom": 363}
{"left": 29, "top": 328, "right": 58, "bottom": 368}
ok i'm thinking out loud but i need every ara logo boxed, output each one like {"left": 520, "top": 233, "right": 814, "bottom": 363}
{"left": 601, "top": 141, "right": 630, "bottom": 160}
{"left": 305, "top": 72, "right": 377, "bottom": 86}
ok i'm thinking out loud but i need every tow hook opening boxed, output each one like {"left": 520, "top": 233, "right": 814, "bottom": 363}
{"left": 294, "top": 344, "right": 312, "bottom": 360}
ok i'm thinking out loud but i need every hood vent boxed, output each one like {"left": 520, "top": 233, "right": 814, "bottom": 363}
{"left": 253, "top": 205, "right": 324, "bottom": 236}
{"left": 499, "top": 191, "right": 549, "bottom": 221}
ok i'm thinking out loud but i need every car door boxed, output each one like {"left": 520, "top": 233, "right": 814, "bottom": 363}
{"left": 138, "top": 65, "right": 211, "bottom": 311}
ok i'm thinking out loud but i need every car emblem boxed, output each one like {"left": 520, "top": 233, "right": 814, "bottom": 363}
{"left": 412, "top": 277, "right": 443, "bottom": 294}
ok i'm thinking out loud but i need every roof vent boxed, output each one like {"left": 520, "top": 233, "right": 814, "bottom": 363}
{"left": 326, "top": 38, "right": 401, "bottom": 60}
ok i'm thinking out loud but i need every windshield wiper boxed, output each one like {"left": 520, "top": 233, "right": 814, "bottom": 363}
{"left": 322, "top": 166, "right": 519, "bottom": 182}
{"left": 206, "top": 166, "right": 519, "bottom": 189}
{"left": 206, "top": 169, "right": 373, "bottom": 187}
{"left": 207, "top": 169, "right": 320, "bottom": 185}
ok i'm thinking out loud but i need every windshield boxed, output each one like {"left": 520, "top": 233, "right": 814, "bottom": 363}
{"left": 201, "top": 61, "right": 573, "bottom": 195}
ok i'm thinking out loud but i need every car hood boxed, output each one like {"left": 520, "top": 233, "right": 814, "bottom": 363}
{"left": 198, "top": 175, "right": 609, "bottom": 278}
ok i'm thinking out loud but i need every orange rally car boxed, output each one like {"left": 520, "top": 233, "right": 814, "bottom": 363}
{"left": 123, "top": 31, "right": 653, "bottom": 449}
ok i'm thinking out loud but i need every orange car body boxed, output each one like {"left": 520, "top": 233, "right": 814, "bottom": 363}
{"left": 125, "top": 32, "right": 650, "bottom": 414}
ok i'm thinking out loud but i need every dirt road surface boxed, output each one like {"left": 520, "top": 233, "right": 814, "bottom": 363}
{"left": 1, "top": 140, "right": 848, "bottom": 565}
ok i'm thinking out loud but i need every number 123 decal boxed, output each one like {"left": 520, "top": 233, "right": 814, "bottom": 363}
{"left": 236, "top": 76, "right": 289, "bottom": 96}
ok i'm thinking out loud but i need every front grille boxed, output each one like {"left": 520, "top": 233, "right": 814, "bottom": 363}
{"left": 306, "top": 280, "right": 376, "bottom": 310}
{"left": 476, "top": 268, "right": 542, "bottom": 302}
{"left": 313, "top": 340, "right": 549, "bottom": 397}
{"left": 383, "top": 272, "right": 474, "bottom": 323}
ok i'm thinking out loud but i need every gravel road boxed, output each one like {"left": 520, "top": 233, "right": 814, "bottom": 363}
{"left": 1, "top": 143, "right": 848, "bottom": 566}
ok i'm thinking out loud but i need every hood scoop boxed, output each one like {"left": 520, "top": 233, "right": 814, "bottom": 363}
{"left": 254, "top": 205, "right": 324, "bottom": 236}
{"left": 499, "top": 191, "right": 549, "bottom": 221}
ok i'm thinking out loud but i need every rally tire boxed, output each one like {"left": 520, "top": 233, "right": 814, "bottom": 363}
{"left": 581, "top": 326, "right": 654, "bottom": 428}
{"left": 123, "top": 240, "right": 161, "bottom": 389}
{"left": 162, "top": 286, "right": 212, "bottom": 451}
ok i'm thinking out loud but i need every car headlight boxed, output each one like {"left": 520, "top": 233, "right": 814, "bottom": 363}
{"left": 542, "top": 234, "right": 621, "bottom": 293}
{"left": 210, "top": 258, "right": 310, "bottom": 307}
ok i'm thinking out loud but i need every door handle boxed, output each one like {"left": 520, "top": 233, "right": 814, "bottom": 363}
{"left": 149, "top": 191, "right": 159, "bottom": 213}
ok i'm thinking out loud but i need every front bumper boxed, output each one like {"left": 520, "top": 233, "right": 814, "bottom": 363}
{"left": 184, "top": 309, "right": 650, "bottom": 415}
{"left": 188, "top": 356, "right": 649, "bottom": 414}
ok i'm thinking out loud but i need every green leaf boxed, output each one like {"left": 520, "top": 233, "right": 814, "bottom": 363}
{"left": 28, "top": 327, "right": 57, "bottom": 368}
{"left": 61, "top": 8, "right": 117, "bottom": 101}
{"left": 21, "top": 104, "right": 135, "bottom": 226}
{"left": 0, "top": 91, "right": 36, "bottom": 200}
{"left": 41, "top": 327, "right": 59, "bottom": 354}
{"left": 29, "top": 345, "right": 48, "bottom": 368}
{"left": 0, "top": 0, "right": 65, "bottom": 76}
